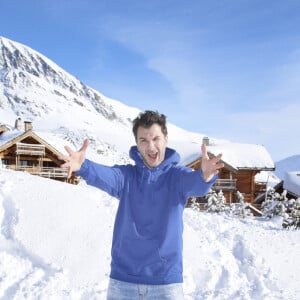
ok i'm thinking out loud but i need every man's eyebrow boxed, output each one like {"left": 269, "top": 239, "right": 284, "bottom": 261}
{"left": 138, "top": 134, "right": 162, "bottom": 141}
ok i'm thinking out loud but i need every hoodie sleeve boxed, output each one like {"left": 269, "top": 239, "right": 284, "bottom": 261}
{"left": 177, "top": 167, "right": 217, "bottom": 200}
{"left": 76, "top": 159, "right": 125, "bottom": 199}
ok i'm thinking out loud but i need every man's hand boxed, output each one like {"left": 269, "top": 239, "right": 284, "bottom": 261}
{"left": 201, "top": 143, "right": 224, "bottom": 182}
{"left": 59, "top": 139, "right": 89, "bottom": 178}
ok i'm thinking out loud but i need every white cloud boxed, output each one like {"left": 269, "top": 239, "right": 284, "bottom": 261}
{"left": 91, "top": 2, "right": 300, "bottom": 161}
{"left": 212, "top": 103, "right": 300, "bottom": 161}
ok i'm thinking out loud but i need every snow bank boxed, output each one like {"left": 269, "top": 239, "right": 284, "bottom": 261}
{"left": 1, "top": 168, "right": 300, "bottom": 299}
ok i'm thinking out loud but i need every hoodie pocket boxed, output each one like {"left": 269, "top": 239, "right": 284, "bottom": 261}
{"left": 115, "top": 237, "right": 166, "bottom": 277}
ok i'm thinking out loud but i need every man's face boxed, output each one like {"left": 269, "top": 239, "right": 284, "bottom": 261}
{"left": 136, "top": 123, "right": 168, "bottom": 168}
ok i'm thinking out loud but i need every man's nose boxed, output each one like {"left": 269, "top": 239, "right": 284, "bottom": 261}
{"left": 148, "top": 140, "right": 155, "bottom": 150}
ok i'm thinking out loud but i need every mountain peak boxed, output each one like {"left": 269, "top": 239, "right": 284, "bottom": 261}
{"left": 0, "top": 36, "right": 137, "bottom": 127}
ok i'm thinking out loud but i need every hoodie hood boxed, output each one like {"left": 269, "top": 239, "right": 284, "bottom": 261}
{"left": 129, "top": 145, "right": 180, "bottom": 169}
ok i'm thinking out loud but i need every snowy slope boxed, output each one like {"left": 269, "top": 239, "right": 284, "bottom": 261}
{"left": 0, "top": 36, "right": 208, "bottom": 163}
{"left": 1, "top": 168, "right": 300, "bottom": 299}
{"left": 0, "top": 36, "right": 137, "bottom": 126}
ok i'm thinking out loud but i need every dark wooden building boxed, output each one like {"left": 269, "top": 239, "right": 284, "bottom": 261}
{"left": 185, "top": 138, "right": 275, "bottom": 206}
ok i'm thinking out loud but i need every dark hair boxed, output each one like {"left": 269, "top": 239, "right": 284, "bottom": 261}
{"left": 132, "top": 110, "right": 168, "bottom": 141}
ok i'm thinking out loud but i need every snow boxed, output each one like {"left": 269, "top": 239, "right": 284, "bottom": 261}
{"left": 284, "top": 171, "right": 300, "bottom": 196}
{"left": 175, "top": 137, "right": 275, "bottom": 171}
{"left": 255, "top": 171, "right": 280, "bottom": 188}
{"left": 206, "top": 142, "right": 275, "bottom": 170}
{"left": 1, "top": 168, "right": 300, "bottom": 300}
{"left": 0, "top": 130, "right": 24, "bottom": 147}
{"left": 0, "top": 36, "right": 77, "bottom": 84}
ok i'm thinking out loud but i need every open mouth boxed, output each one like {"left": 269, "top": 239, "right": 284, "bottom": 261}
{"left": 148, "top": 153, "right": 158, "bottom": 162}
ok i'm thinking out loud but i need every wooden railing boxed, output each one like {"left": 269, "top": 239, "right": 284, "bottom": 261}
{"left": 213, "top": 179, "right": 237, "bottom": 190}
{"left": 5, "top": 165, "right": 68, "bottom": 178}
{"left": 28, "top": 167, "right": 68, "bottom": 178}
{"left": 16, "top": 142, "right": 45, "bottom": 156}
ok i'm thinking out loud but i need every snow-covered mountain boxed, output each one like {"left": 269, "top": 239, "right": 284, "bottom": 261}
{"left": 0, "top": 36, "right": 210, "bottom": 163}
{"left": 0, "top": 36, "right": 297, "bottom": 176}
{"left": 275, "top": 155, "right": 300, "bottom": 180}
{"left": 0, "top": 36, "right": 135, "bottom": 125}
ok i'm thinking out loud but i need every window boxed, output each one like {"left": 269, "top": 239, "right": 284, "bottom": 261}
{"left": 1, "top": 159, "right": 8, "bottom": 168}
{"left": 20, "top": 160, "right": 28, "bottom": 166}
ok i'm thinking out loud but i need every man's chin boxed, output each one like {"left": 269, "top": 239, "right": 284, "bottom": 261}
{"left": 145, "top": 160, "right": 160, "bottom": 168}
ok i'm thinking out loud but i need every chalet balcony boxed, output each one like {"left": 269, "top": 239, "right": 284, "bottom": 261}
{"left": 213, "top": 179, "right": 237, "bottom": 191}
{"left": 26, "top": 167, "right": 69, "bottom": 178}
{"left": 16, "top": 142, "right": 46, "bottom": 156}
{"left": 5, "top": 165, "right": 68, "bottom": 179}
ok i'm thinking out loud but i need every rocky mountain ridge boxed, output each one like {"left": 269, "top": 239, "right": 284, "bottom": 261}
{"left": 0, "top": 36, "right": 135, "bottom": 126}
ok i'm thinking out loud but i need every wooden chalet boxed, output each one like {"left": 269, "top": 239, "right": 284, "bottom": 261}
{"left": 185, "top": 138, "right": 275, "bottom": 208}
{"left": 0, "top": 119, "right": 77, "bottom": 184}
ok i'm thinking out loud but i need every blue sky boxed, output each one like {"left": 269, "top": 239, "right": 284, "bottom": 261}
{"left": 1, "top": 0, "right": 300, "bottom": 161}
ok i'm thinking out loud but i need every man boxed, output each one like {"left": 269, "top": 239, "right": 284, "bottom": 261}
{"left": 60, "top": 110, "right": 223, "bottom": 300}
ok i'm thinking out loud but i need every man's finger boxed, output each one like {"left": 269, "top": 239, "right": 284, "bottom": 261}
{"left": 80, "top": 138, "right": 89, "bottom": 152}
{"left": 215, "top": 162, "right": 224, "bottom": 171}
{"left": 67, "top": 168, "right": 72, "bottom": 179}
{"left": 60, "top": 161, "right": 69, "bottom": 168}
{"left": 64, "top": 145, "right": 74, "bottom": 156}
{"left": 201, "top": 143, "right": 208, "bottom": 157}
{"left": 58, "top": 154, "right": 69, "bottom": 162}
{"left": 210, "top": 153, "right": 223, "bottom": 164}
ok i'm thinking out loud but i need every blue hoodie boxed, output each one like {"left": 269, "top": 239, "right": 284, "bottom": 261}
{"left": 77, "top": 146, "right": 216, "bottom": 285}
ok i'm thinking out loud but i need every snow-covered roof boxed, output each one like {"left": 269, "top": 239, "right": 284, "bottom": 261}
{"left": 209, "top": 143, "right": 275, "bottom": 170}
{"left": 0, "top": 129, "right": 69, "bottom": 156}
{"left": 283, "top": 171, "right": 300, "bottom": 197}
{"left": 0, "top": 129, "right": 24, "bottom": 147}
{"left": 182, "top": 142, "right": 275, "bottom": 171}
{"left": 0, "top": 123, "right": 12, "bottom": 130}
{"left": 255, "top": 171, "right": 280, "bottom": 186}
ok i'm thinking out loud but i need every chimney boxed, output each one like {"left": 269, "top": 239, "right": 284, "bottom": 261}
{"left": 15, "top": 117, "right": 23, "bottom": 131}
{"left": 202, "top": 136, "right": 209, "bottom": 146}
{"left": 24, "top": 121, "right": 33, "bottom": 131}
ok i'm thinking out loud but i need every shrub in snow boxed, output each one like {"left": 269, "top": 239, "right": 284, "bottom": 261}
{"left": 283, "top": 197, "right": 300, "bottom": 230}
{"left": 262, "top": 189, "right": 300, "bottom": 229}
{"left": 189, "top": 197, "right": 201, "bottom": 211}
{"left": 205, "top": 190, "right": 227, "bottom": 213}
{"left": 229, "top": 191, "right": 253, "bottom": 218}
{"left": 261, "top": 188, "right": 289, "bottom": 219}
{"left": 196, "top": 190, "right": 253, "bottom": 218}
{"left": 282, "top": 217, "right": 300, "bottom": 230}
{"left": 290, "top": 197, "right": 300, "bottom": 218}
